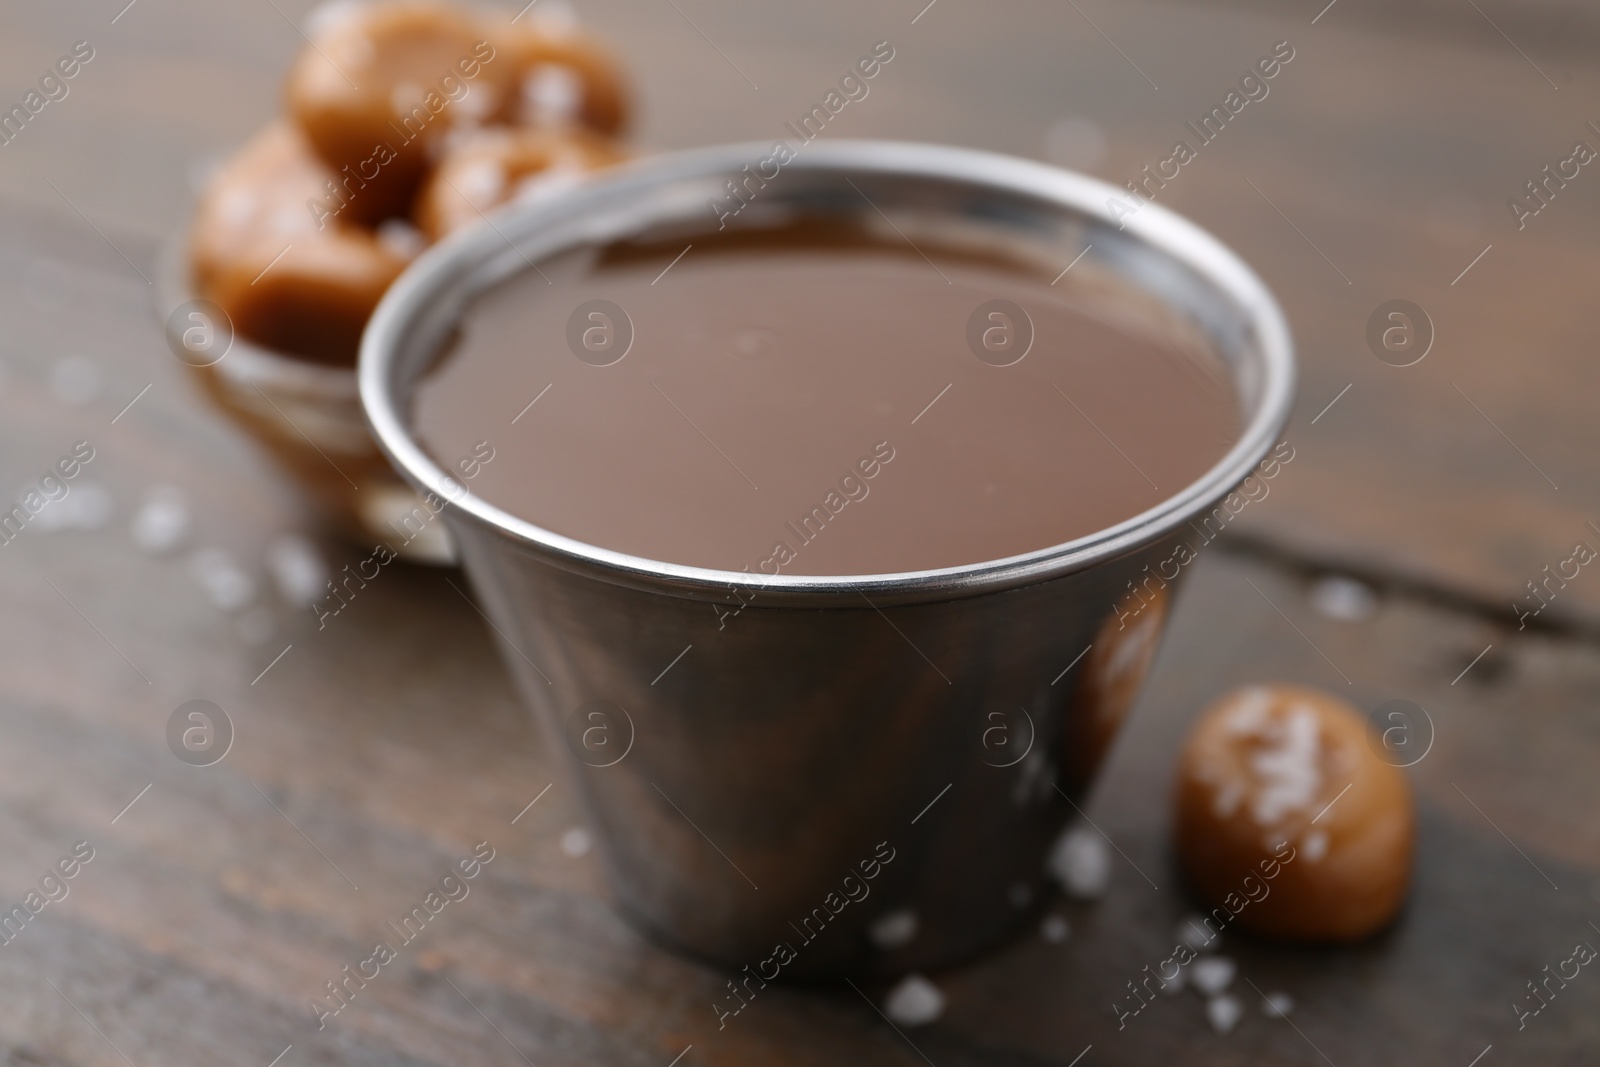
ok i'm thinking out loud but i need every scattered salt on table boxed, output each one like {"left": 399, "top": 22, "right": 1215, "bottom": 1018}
{"left": 1262, "top": 991, "right": 1295, "bottom": 1018}
{"left": 190, "top": 548, "right": 257, "bottom": 612}
{"left": 1190, "top": 956, "right": 1236, "bottom": 997}
{"left": 1047, "top": 824, "right": 1110, "bottom": 899}
{"left": 1309, "top": 575, "right": 1378, "bottom": 622}
{"left": 34, "top": 483, "right": 113, "bottom": 533}
{"left": 1206, "top": 994, "right": 1243, "bottom": 1034}
{"left": 869, "top": 908, "right": 918, "bottom": 949}
{"left": 559, "top": 827, "right": 592, "bottom": 857}
{"left": 266, "top": 534, "right": 328, "bottom": 605}
{"left": 884, "top": 974, "right": 944, "bottom": 1027}
{"left": 131, "top": 486, "right": 190, "bottom": 554}
{"left": 1039, "top": 914, "right": 1069, "bottom": 944}
{"left": 1176, "top": 914, "right": 1219, "bottom": 953}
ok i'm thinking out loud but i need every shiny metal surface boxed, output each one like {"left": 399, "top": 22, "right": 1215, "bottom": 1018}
{"left": 359, "top": 141, "right": 1296, "bottom": 976}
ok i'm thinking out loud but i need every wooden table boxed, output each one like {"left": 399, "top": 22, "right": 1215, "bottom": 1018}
{"left": 1, "top": 1, "right": 1597, "bottom": 1064}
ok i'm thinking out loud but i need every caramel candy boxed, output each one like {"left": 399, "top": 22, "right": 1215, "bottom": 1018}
{"left": 189, "top": 122, "right": 329, "bottom": 294}
{"left": 1174, "top": 685, "right": 1414, "bottom": 942}
{"left": 190, "top": 122, "right": 411, "bottom": 366}
{"left": 414, "top": 126, "right": 624, "bottom": 240}
{"left": 490, "top": 21, "right": 630, "bottom": 136}
{"left": 205, "top": 234, "right": 409, "bottom": 367}
{"left": 284, "top": 1, "right": 511, "bottom": 222}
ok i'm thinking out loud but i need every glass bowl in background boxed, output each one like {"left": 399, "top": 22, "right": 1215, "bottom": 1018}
{"left": 155, "top": 231, "right": 455, "bottom": 565}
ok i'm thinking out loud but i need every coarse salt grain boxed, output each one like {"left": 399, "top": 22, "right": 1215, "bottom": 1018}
{"left": 376, "top": 218, "right": 427, "bottom": 261}
{"left": 1190, "top": 956, "right": 1236, "bottom": 997}
{"left": 1262, "top": 991, "right": 1295, "bottom": 1018}
{"left": 1309, "top": 576, "right": 1378, "bottom": 622}
{"left": 1222, "top": 687, "right": 1272, "bottom": 735}
{"left": 1176, "top": 914, "right": 1218, "bottom": 954}
{"left": 1212, "top": 780, "right": 1244, "bottom": 818}
{"left": 1248, "top": 704, "right": 1322, "bottom": 826}
{"left": 457, "top": 159, "right": 506, "bottom": 203}
{"left": 524, "top": 65, "right": 583, "bottom": 125}
{"left": 190, "top": 548, "right": 257, "bottom": 612}
{"left": 869, "top": 908, "right": 918, "bottom": 950}
{"left": 34, "top": 483, "right": 113, "bottom": 533}
{"left": 304, "top": 0, "right": 367, "bottom": 37}
{"left": 559, "top": 827, "right": 592, "bottom": 857}
{"left": 1047, "top": 824, "right": 1110, "bottom": 899}
{"left": 1206, "top": 994, "right": 1243, "bottom": 1034}
{"left": 130, "top": 486, "right": 190, "bottom": 554}
{"left": 266, "top": 534, "right": 327, "bottom": 606}
{"left": 884, "top": 974, "right": 944, "bottom": 1027}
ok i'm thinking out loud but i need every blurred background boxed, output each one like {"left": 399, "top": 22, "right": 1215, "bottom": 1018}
{"left": 1, "top": 0, "right": 1597, "bottom": 1064}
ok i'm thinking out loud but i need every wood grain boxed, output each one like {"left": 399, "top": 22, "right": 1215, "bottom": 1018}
{"left": 0, "top": 0, "right": 1596, "bottom": 1064}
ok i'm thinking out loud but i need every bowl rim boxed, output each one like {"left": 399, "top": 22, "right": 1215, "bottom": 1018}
{"left": 359, "top": 139, "right": 1297, "bottom": 604}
